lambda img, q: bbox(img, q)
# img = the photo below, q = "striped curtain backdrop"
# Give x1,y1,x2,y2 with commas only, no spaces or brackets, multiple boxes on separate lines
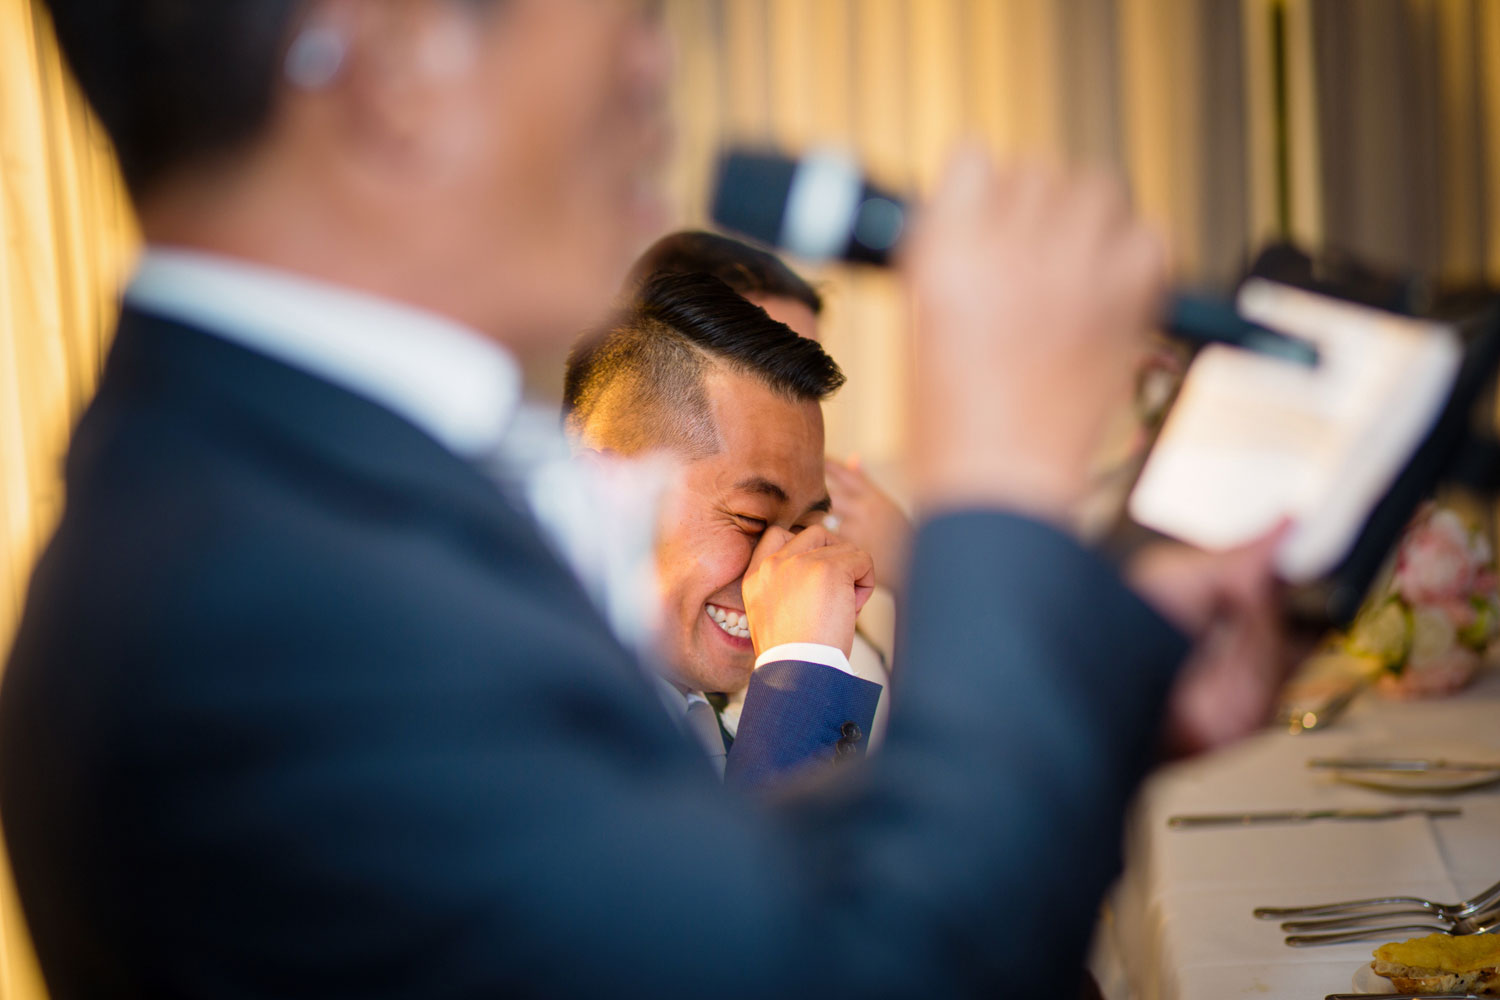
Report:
1,2,135,996
1304,0,1500,285
660,0,1500,485
0,1,135,682
661,0,1267,480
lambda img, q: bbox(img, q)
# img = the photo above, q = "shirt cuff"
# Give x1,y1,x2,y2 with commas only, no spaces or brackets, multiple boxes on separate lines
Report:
754,643,853,675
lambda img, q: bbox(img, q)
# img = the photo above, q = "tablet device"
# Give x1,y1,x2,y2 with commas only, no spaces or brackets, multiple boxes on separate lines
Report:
1129,278,1500,625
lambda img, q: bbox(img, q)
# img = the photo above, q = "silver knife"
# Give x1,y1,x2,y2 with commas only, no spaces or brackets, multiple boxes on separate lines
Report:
1309,757,1500,773
1167,807,1461,828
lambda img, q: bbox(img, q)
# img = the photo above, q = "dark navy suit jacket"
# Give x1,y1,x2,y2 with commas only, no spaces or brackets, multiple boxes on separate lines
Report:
0,308,1187,998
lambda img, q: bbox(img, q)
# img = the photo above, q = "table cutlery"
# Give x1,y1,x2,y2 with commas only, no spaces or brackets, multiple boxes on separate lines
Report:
1257,877,1500,920
1168,808,1460,829
1283,908,1461,932
1326,994,1485,999
1309,757,1500,773
1286,904,1500,946
1284,682,1364,734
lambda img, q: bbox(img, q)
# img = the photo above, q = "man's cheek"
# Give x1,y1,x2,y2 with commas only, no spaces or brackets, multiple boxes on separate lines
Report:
696,543,752,597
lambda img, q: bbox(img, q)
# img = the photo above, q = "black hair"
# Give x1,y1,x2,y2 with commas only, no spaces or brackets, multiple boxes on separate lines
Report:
564,273,844,456
629,231,824,316
41,1,303,198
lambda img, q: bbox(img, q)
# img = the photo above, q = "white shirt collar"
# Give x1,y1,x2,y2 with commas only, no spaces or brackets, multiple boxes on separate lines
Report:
653,676,708,719
655,677,727,764
125,248,522,459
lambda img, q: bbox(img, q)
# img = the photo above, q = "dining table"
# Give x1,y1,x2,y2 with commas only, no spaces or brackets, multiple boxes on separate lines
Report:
1094,663,1500,1000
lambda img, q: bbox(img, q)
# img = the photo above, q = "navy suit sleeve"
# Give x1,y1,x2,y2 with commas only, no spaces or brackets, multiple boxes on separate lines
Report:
723,660,881,789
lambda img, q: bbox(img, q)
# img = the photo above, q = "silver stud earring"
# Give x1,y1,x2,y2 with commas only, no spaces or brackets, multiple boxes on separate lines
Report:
285,24,347,91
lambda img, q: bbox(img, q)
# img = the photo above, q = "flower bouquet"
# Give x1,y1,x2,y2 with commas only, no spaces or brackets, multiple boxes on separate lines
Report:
1343,505,1499,699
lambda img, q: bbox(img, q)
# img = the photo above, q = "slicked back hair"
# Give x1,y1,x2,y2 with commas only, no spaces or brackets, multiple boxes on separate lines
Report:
564,273,844,458
42,0,304,198
629,231,824,316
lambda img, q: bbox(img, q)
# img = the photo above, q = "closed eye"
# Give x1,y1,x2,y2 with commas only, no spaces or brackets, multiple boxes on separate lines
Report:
734,515,768,534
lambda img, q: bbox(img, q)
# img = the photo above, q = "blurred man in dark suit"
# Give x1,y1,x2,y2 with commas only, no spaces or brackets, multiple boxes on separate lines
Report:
1,1,1285,997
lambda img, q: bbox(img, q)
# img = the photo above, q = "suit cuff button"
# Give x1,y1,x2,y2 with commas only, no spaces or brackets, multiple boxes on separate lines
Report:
834,721,863,761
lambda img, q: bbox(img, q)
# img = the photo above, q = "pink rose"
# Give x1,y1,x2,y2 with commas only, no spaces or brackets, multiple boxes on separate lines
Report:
1437,598,1478,631
1394,508,1479,605
1376,646,1480,700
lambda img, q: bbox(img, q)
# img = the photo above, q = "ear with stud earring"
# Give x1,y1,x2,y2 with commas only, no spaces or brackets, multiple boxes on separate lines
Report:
284,18,348,91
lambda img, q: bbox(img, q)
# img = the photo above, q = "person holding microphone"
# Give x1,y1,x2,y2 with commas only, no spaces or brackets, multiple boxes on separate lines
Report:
1,2,1284,997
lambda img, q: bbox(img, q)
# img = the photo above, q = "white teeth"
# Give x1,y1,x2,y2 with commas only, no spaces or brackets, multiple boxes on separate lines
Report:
707,605,750,639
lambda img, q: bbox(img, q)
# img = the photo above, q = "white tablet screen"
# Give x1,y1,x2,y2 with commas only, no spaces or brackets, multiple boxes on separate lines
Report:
1128,279,1462,583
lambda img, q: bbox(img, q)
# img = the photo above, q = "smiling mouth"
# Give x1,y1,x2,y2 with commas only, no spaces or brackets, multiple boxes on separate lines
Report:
705,603,750,640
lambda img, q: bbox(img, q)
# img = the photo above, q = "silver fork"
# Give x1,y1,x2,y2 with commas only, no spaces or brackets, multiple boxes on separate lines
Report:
1254,876,1500,920
1284,905,1500,947
1282,908,1473,933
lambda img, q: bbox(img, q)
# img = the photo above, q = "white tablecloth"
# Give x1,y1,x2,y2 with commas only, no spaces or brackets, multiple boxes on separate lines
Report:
1101,667,1500,1000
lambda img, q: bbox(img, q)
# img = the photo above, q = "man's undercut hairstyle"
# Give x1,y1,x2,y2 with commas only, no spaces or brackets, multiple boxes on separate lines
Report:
42,0,303,198
629,231,824,316
564,273,844,457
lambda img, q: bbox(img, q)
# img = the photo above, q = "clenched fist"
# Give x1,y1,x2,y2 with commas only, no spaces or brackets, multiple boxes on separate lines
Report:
742,525,875,658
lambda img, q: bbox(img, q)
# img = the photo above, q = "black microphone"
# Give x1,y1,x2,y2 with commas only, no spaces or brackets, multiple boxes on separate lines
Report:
711,149,1320,367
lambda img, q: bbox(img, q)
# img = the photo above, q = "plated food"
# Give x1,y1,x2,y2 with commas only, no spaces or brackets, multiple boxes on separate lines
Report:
1367,933,1500,994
